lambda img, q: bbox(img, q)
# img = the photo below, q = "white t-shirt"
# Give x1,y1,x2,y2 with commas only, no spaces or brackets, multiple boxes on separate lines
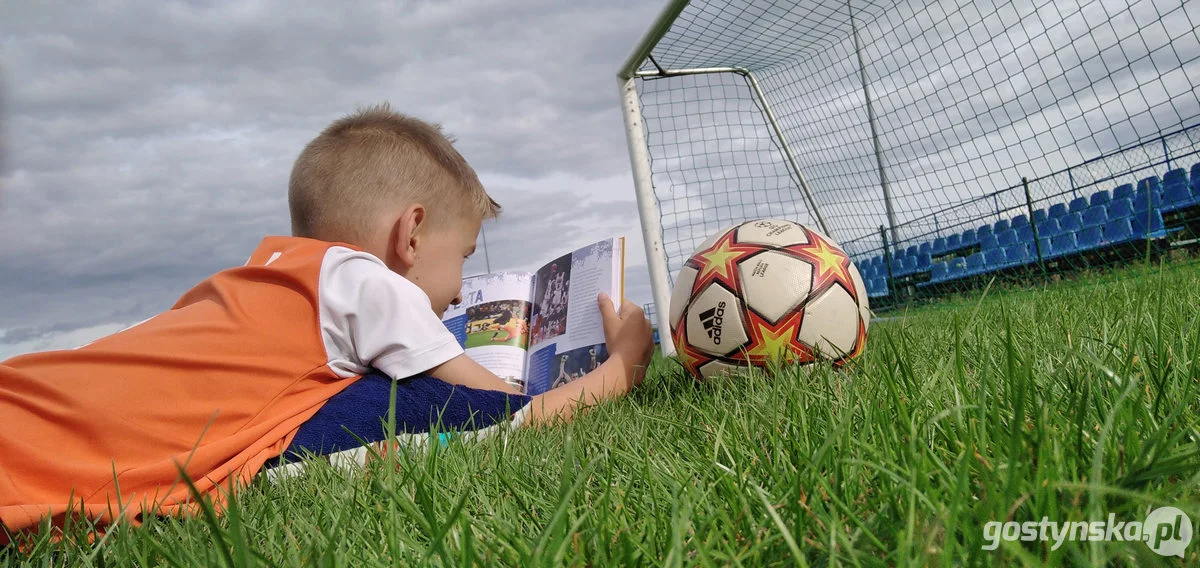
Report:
316,246,463,380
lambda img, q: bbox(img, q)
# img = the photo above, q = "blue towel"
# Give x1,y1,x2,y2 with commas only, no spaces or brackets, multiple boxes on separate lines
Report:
265,371,531,467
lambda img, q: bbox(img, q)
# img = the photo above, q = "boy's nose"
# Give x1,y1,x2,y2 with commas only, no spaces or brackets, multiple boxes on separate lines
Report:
451,292,463,306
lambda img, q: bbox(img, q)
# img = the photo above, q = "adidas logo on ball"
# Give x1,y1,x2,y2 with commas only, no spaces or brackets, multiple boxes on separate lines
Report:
699,302,726,344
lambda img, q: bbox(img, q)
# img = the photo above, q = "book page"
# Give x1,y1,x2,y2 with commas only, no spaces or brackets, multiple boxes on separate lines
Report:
524,237,624,396
442,272,534,392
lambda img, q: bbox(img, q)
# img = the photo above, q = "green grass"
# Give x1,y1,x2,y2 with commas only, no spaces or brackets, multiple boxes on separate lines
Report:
463,327,525,349
6,260,1200,566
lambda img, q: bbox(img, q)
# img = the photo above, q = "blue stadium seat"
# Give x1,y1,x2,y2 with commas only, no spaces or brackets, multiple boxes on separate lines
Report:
981,233,999,250
1015,224,1034,243
965,252,986,276
1163,168,1187,188
945,233,961,252
997,229,1018,247
963,227,981,247
1113,183,1135,201
868,278,888,298
1164,182,1197,210
1081,205,1108,227
1132,209,1166,237
1089,190,1111,208
1192,162,1200,191
1102,218,1134,245
1109,197,1133,220
947,257,967,281
1050,233,1077,257
1069,196,1089,214
1033,208,1048,225
984,248,1006,270
1132,190,1162,212
1011,214,1029,228
918,242,932,257
1049,203,1069,219
916,253,932,272
904,245,919,258
1077,225,1102,251
932,237,947,255
993,219,1010,233
1039,217,1063,237
1137,176,1161,195
1005,243,1032,266
1164,175,1189,191
929,261,948,283
1060,212,1083,233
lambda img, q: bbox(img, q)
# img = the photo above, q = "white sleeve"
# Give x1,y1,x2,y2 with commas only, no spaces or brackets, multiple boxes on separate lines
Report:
318,247,464,380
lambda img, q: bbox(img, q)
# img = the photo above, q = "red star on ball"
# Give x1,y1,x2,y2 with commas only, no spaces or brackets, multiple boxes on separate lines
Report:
783,229,858,302
735,309,814,367
688,229,761,293
671,322,712,377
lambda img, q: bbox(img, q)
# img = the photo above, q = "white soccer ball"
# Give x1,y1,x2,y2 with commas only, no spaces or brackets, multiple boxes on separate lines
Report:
669,218,870,379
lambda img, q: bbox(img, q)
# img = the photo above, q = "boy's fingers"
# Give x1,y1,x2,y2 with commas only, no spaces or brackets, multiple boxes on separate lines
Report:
597,293,617,320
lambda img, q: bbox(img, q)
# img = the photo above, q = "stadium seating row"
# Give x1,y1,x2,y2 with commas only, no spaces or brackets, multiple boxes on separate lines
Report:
860,161,1200,298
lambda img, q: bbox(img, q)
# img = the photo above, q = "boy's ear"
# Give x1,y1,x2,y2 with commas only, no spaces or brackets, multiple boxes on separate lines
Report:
391,203,426,268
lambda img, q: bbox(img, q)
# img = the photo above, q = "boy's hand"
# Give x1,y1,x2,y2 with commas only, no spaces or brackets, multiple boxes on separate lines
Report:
598,293,654,386
523,294,653,425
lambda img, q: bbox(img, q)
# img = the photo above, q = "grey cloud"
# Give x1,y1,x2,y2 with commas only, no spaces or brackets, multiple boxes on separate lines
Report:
4,1,656,179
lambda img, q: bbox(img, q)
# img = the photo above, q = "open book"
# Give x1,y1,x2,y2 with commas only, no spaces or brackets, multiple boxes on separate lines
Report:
441,237,625,396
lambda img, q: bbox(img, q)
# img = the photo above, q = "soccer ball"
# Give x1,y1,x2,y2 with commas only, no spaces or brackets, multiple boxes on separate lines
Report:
669,219,870,379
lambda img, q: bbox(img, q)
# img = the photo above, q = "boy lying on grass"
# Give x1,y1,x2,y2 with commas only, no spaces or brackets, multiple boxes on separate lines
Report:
0,104,655,544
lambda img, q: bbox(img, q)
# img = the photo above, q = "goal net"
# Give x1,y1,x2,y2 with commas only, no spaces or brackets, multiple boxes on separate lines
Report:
618,0,1200,352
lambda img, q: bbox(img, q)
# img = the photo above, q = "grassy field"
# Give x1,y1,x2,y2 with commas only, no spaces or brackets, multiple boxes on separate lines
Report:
6,260,1200,566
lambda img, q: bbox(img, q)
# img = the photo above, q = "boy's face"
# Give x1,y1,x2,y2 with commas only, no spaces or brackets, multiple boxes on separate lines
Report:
403,214,481,317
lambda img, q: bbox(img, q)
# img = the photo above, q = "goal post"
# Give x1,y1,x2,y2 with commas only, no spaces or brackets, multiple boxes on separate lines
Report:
618,74,678,355
617,0,690,356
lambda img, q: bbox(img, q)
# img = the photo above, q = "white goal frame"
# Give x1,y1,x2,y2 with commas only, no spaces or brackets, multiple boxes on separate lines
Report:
617,0,835,355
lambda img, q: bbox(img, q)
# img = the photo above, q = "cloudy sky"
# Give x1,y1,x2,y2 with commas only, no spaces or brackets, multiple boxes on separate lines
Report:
4,0,1198,359
0,1,667,358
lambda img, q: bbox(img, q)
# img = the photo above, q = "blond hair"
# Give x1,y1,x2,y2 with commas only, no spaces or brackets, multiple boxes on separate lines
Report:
288,103,499,242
